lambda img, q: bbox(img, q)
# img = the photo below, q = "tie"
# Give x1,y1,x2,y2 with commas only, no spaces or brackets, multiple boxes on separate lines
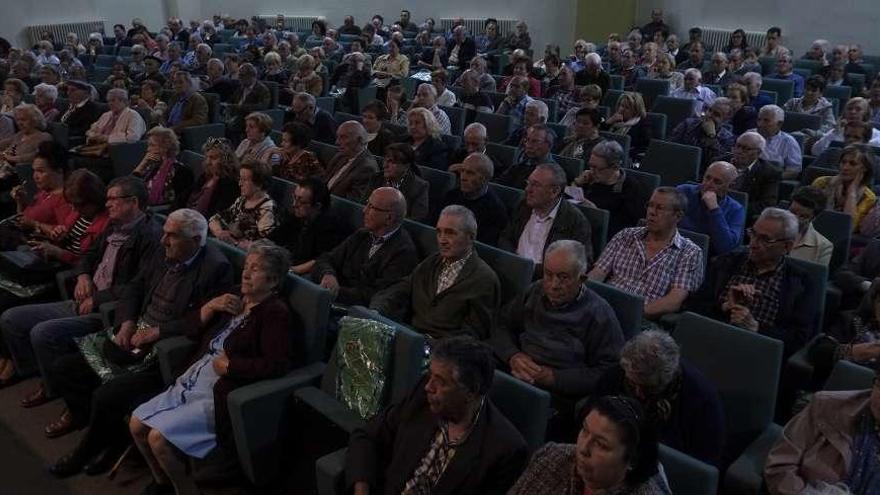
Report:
368,236,385,259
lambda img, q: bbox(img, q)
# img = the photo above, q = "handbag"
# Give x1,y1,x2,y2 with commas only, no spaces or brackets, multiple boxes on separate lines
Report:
0,248,58,285
75,327,158,383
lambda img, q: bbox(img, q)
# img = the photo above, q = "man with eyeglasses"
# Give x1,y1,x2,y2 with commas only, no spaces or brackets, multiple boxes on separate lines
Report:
677,161,745,255
730,131,783,224
767,52,805,99
690,207,820,358
669,97,735,171
314,187,418,307
497,124,556,189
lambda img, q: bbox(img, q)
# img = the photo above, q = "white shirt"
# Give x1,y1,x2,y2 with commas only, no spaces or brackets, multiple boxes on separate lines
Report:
517,200,562,264
670,85,717,117
436,89,457,108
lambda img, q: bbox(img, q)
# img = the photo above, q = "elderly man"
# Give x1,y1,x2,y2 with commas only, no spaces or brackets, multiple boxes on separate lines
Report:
752,104,802,179
441,152,509,244
47,209,234,476
496,75,534,130
546,66,578,117
201,57,239,102
671,68,718,117
677,41,705,71
0,177,161,409
133,55,166,87
165,70,208,133
506,100,549,148
314,187,418,307
689,207,820,357
456,70,494,117
285,91,337,144
493,239,623,399
372,206,500,339
226,62,270,139
411,83,452,135
346,336,527,495
742,72,774,111
447,123,500,170
670,97,735,170
59,79,103,139
703,52,733,87
497,124,556,189
187,43,212,75
499,163,592,269
589,186,704,319
767,52,806,98
323,121,379,201
731,131,783,223
574,53,611,94
677,161,745,255
446,25,475,71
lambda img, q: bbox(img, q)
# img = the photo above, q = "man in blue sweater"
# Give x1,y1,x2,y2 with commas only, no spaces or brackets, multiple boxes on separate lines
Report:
676,161,745,255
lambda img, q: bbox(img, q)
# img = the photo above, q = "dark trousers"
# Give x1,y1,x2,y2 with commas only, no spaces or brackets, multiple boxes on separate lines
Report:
51,351,164,458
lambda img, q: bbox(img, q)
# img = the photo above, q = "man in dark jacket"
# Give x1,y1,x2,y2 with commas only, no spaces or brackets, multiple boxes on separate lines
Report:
346,337,527,495
226,63,271,139
446,26,476,71
0,176,162,404
59,79,104,139
285,91,338,144
314,187,418,307
437,152,509,245
47,208,234,477
730,131,783,224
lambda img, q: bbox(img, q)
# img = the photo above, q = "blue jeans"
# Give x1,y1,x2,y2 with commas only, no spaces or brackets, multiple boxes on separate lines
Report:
0,300,103,396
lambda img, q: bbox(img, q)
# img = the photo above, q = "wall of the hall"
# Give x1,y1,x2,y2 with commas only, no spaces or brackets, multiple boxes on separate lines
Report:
636,0,880,56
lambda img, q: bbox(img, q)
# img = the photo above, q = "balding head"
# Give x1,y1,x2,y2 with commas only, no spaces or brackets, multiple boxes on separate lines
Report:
364,187,406,235
463,123,487,152
733,131,766,168
701,161,738,199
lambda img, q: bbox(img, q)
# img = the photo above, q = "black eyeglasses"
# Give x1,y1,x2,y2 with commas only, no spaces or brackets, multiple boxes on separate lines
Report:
747,227,788,246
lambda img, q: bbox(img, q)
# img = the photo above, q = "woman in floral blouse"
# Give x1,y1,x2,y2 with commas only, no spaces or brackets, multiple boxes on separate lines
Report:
209,160,278,249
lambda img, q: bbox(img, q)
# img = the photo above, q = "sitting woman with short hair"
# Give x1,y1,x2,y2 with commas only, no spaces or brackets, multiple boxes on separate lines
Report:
84,88,147,147
134,80,168,128
783,75,836,134
811,144,877,232
33,83,60,123
602,92,652,160
130,240,296,495
235,112,279,166
132,126,194,208
186,137,239,218
274,122,323,183
557,107,605,160
0,104,52,167
361,101,396,157
509,395,671,494
286,54,322,100
209,160,278,249
365,143,429,222
399,107,449,171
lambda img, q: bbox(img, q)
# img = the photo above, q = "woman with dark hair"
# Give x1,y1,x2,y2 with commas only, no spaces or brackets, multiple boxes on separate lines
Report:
783,75,836,133
271,177,343,274
274,122,323,183
386,85,410,127
365,143,429,222
509,395,671,494
812,145,877,231
361,101,396,157
307,20,328,44
724,29,749,54
9,141,74,237
209,160,278,249
132,126,194,208
186,137,239,218
557,107,605,160
372,39,409,92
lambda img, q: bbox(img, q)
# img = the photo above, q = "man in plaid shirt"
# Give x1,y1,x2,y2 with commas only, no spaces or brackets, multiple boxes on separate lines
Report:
588,186,704,320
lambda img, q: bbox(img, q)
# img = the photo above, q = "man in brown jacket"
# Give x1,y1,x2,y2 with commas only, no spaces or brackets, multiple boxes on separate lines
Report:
165,70,208,133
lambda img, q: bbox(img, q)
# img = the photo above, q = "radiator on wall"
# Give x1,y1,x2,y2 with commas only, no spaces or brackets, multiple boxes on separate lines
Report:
256,15,320,32
699,27,767,52
27,21,106,48
439,18,519,38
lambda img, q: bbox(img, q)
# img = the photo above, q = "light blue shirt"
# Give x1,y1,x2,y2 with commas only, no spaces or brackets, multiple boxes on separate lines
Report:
755,130,803,172
670,85,717,117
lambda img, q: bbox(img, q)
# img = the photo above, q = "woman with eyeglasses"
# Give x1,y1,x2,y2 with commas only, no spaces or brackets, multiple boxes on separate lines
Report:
209,160,278,249
811,145,877,232
509,395,671,494
185,137,239,219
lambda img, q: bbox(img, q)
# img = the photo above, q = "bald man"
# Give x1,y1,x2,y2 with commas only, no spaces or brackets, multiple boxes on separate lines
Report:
676,161,746,255
440,153,510,244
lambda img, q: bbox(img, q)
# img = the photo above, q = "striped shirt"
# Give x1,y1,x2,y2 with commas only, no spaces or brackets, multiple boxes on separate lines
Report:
61,216,94,256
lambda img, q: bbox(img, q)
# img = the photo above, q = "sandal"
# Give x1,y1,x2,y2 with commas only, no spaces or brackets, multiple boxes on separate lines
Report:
20,383,50,408
44,409,78,439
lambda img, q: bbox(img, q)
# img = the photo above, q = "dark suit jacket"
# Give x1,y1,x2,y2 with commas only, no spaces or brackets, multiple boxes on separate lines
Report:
323,151,380,201
365,170,430,223
205,77,240,103
63,100,104,138
435,188,509,246
229,82,271,124
115,243,235,338
398,135,450,171
499,198,593,270
371,251,501,339
312,109,339,144
731,106,758,136
314,227,419,306
269,210,346,266
166,91,209,131
71,213,163,307
733,158,782,223
346,376,528,495
687,249,819,357
446,37,476,71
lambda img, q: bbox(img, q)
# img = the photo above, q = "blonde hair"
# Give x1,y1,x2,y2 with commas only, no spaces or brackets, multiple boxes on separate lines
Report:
147,126,180,157
618,92,647,118
14,103,46,130
245,112,273,134
407,107,442,138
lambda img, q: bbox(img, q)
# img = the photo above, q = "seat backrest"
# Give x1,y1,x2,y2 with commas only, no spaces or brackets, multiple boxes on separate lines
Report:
640,139,702,186
268,176,296,214
440,105,465,136
794,59,823,75
309,141,341,167
651,96,696,133
761,78,795,106
355,86,378,114
488,182,524,217
813,209,853,273
315,96,336,114
586,280,645,340
672,312,783,459
209,238,246,283
553,154,584,183
475,241,535,303
782,111,821,133
548,123,568,142
475,112,513,143
418,166,457,211
485,142,517,170
824,85,852,104
108,140,148,178
658,444,720,495
440,134,462,155
786,256,827,330
48,122,69,149
179,123,225,153
577,205,609,258
824,360,875,391
286,273,332,365
540,98,559,122
602,89,624,109
334,111,362,124
199,92,222,124
758,57,777,75
801,165,838,186
261,108,285,131
489,371,551,453
179,150,205,183
813,147,843,169
679,227,710,272
329,195,365,237
403,219,439,259
635,78,671,111
609,74,624,91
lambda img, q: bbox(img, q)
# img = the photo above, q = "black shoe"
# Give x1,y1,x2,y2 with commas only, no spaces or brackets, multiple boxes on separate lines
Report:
83,447,121,476
140,480,174,495
49,452,87,478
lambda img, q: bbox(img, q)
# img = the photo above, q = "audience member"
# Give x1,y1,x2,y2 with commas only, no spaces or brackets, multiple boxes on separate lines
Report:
812,97,880,156
226,63,271,139
743,72,774,111
286,54,323,98
399,107,450,171
164,71,208,132
186,137,239,218
441,152,509,244
0,104,52,168
788,186,833,267
649,53,684,93
676,41,705,71
500,58,542,98
132,126,194,208
496,75,535,130
557,107,605,161
33,83,60,123
753,105,803,179
574,140,647,235
497,124,556,189
670,68,717,117
285,91,338,144
58,80,103,139
731,131,783,223
726,83,758,136
677,161,745,255
371,39,409,90
324,121,380,200
134,79,168,127
506,99,549,148
782,75,836,133
767,52,805,99
760,26,788,58
811,144,877,232
273,122,323,183
603,92,652,160
574,53,611,94
669,97,735,170
410,83,452,135
234,112,278,166
365,143,429,222
702,52,733,87
209,160,278,249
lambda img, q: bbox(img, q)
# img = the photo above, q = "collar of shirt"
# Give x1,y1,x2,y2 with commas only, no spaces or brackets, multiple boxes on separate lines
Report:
638,226,686,250
371,225,400,245
744,256,785,277
114,212,146,234
439,397,484,447
795,224,821,248
440,248,472,268
168,246,203,272
533,197,562,223
543,283,586,310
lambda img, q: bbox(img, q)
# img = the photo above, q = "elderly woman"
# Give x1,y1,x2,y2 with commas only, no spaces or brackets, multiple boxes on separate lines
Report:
417,36,448,71
38,64,62,87
648,53,683,93
558,107,605,160
135,80,167,128
500,58,543,98
361,101,396,157
765,365,880,494
130,240,294,495
270,123,320,184
261,52,288,85
286,54,322,99
783,75,836,134
727,83,758,136
400,107,449,171
812,97,880,156
1,78,28,113
67,32,88,56
185,137,239,218
372,39,409,90
595,331,726,466
331,52,371,113
209,160,278,249
132,126,194,208
270,177,343,275
0,104,52,167
385,85,410,127
235,112,278,166
602,92,652,160
365,143,429,222
32,84,57,126
456,55,497,93
812,145,877,232
84,88,147,147
509,396,671,494
559,84,604,126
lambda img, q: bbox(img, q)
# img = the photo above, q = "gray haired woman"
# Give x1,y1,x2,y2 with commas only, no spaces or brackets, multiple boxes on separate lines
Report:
592,330,726,466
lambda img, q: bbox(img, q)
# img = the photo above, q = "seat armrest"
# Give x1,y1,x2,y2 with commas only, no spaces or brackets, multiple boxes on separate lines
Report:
55,269,77,300
155,336,197,385
316,447,348,495
723,424,783,495
98,301,118,329
293,386,366,435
